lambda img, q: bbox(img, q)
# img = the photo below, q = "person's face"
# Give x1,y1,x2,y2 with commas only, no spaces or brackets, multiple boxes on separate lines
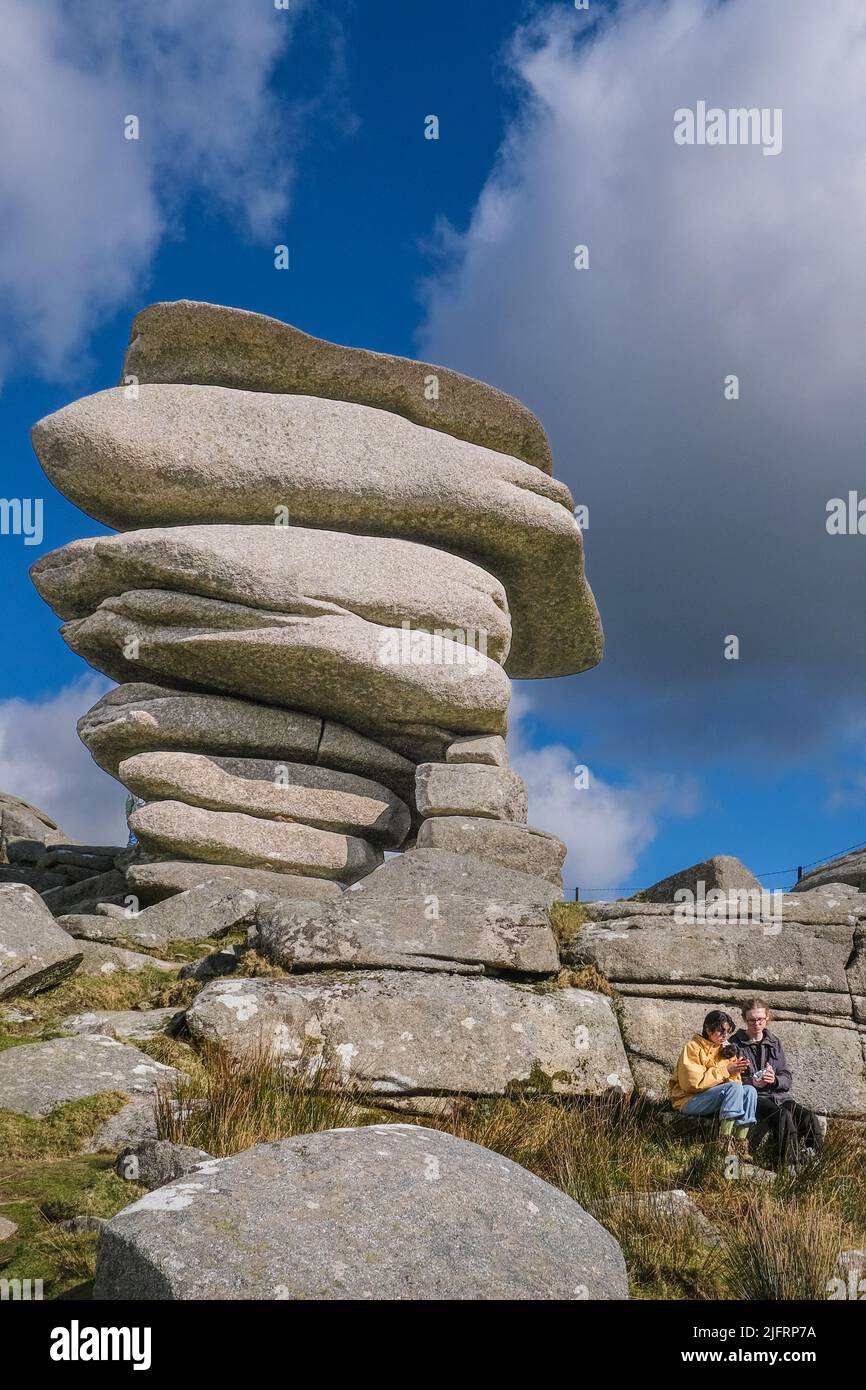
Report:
707,1021,731,1046
745,1009,767,1039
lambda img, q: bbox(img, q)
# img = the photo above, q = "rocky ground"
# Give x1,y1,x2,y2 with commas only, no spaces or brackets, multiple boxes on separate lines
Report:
2,820,865,1300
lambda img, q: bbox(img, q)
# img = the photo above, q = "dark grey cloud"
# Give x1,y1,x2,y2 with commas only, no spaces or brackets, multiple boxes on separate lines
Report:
419,0,866,786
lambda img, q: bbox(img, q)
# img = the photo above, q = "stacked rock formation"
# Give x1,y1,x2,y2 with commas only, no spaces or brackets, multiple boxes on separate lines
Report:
31,300,600,893
29,300,627,1102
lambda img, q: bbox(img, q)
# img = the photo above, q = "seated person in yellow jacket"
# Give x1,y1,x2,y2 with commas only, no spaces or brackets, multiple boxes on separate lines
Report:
669,1010,757,1153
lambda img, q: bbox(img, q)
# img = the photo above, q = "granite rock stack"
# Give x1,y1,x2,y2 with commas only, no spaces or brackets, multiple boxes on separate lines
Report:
32,300,601,893
29,301,622,1102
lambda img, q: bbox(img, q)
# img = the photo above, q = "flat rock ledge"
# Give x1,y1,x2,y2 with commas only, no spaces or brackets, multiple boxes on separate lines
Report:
185,971,632,1099
0,1035,176,1117
94,1124,628,1300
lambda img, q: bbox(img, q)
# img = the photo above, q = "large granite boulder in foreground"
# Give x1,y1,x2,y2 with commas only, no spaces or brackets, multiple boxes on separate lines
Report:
94,1124,628,1300
0,883,82,998
185,971,631,1099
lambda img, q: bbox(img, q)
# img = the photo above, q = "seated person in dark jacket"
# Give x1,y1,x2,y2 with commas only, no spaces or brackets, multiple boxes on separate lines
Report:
732,997,822,1164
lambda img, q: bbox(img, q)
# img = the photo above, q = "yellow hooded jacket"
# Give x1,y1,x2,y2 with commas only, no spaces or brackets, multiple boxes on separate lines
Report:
669,1033,740,1110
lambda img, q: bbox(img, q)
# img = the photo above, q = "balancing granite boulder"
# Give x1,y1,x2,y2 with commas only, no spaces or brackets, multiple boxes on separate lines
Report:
94,1124,629,1300
31,384,602,679
122,299,555,473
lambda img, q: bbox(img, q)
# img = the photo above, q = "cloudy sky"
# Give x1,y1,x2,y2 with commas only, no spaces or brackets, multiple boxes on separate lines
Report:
1,0,863,893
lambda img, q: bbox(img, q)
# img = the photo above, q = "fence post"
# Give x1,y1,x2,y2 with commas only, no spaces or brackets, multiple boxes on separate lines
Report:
797,866,803,883
574,887,580,902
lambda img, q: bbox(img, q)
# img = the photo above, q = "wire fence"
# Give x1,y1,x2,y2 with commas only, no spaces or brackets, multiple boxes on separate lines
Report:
576,838,866,901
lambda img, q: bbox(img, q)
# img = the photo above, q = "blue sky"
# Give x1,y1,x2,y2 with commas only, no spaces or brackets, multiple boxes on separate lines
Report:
1,0,864,893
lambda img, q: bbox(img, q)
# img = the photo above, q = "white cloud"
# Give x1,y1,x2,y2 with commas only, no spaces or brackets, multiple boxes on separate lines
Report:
419,0,866,770
0,676,128,845
0,0,334,381
508,685,699,896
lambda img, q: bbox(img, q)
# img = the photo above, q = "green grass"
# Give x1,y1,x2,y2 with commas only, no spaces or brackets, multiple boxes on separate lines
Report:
0,1153,142,1299
550,900,587,949
0,965,193,1043
0,1093,130,1164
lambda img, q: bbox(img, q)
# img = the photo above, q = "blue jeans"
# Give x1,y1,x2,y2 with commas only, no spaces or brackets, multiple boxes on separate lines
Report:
681,1082,757,1124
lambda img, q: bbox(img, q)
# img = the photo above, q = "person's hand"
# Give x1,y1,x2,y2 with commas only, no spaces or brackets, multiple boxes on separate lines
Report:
763,1065,776,1085
753,1074,766,1087
727,1057,749,1076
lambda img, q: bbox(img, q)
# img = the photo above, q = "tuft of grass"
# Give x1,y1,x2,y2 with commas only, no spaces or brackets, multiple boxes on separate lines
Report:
159,930,248,963
720,1190,845,1300
235,949,288,978
550,901,587,949
591,1197,722,1300
538,965,615,997
153,1041,387,1156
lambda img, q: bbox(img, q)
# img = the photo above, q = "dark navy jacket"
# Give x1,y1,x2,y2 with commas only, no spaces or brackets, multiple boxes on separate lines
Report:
732,1028,793,1101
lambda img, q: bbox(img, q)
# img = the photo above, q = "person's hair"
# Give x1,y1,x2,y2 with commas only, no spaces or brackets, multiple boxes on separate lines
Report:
741,997,772,1022
702,1009,735,1040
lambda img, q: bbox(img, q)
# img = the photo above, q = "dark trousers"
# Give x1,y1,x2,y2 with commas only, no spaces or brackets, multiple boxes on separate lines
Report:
749,1095,821,1163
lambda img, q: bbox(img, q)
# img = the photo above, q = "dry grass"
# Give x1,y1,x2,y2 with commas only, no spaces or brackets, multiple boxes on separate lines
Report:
153,1041,384,1156
549,901,587,949
434,1093,866,1299
719,1190,846,1300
